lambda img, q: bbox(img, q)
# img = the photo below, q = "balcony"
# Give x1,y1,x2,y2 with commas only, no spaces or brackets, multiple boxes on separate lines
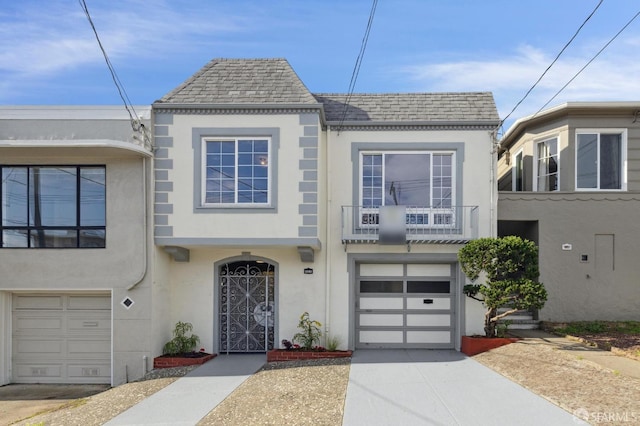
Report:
341,205,479,244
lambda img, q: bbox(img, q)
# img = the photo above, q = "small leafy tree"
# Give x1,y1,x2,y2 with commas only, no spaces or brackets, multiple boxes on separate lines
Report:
458,236,548,337
292,312,322,350
163,321,200,356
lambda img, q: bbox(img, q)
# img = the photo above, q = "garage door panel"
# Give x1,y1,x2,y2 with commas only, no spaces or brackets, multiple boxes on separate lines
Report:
67,316,110,333
360,330,404,344
14,295,63,310
14,364,63,380
68,295,111,310
359,314,404,327
406,264,451,277
359,298,403,310
68,364,111,380
14,315,63,332
406,314,450,327
406,331,452,344
68,339,110,355
16,339,64,355
406,297,450,310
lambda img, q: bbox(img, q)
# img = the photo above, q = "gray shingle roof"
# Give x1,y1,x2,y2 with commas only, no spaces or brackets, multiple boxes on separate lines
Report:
156,58,499,124
315,93,499,123
157,58,317,105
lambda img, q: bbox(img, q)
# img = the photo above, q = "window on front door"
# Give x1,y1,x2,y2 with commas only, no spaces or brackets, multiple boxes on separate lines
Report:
202,138,271,206
536,138,558,191
576,130,626,190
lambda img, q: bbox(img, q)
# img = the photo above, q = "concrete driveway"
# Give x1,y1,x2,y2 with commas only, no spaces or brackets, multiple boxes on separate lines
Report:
0,383,109,425
343,349,577,425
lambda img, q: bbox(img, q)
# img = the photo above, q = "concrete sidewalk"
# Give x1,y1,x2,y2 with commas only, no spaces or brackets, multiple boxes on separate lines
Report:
342,349,576,425
104,354,265,426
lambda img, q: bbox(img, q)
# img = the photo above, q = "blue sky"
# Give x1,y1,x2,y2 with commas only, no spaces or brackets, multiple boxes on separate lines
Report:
1,0,639,129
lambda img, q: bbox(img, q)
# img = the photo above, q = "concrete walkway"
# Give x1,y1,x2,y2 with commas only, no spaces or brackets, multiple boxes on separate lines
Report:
104,354,265,426
342,349,576,425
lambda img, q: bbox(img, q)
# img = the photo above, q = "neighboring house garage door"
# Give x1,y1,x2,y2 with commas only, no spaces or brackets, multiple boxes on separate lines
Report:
356,263,455,349
12,294,111,384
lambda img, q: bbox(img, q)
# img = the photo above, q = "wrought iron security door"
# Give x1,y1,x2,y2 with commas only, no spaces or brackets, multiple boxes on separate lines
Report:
219,261,275,353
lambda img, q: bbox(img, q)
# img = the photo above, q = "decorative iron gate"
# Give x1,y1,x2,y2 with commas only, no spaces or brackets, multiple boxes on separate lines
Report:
219,261,275,353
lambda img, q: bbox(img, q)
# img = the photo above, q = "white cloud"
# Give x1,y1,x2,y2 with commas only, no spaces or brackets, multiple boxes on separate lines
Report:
0,0,256,99
400,41,640,124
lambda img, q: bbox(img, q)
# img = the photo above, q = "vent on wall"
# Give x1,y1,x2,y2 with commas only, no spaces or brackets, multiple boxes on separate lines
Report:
82,368,100,376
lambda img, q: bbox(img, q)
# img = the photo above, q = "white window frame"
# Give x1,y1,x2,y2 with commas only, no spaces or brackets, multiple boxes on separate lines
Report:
358,150,456,228
533,136,560,192
200,137,272,207
512,149,524,192
575,129,627,191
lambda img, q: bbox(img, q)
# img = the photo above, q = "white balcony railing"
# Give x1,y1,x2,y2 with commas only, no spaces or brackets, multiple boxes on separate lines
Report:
341,205,479,244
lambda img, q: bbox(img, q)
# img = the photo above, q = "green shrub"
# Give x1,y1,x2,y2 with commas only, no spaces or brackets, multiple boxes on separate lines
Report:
163,321,200,356
292,312,322,350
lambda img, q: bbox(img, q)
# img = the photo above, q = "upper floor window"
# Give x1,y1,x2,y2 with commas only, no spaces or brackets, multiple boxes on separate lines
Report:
361,151,453,208
536,137,558,191
512,150,524,191
1,166,106,248
576,130,626,191
202,138,270,206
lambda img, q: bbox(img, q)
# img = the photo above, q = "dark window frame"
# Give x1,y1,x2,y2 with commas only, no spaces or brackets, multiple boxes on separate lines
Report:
0,165,106,249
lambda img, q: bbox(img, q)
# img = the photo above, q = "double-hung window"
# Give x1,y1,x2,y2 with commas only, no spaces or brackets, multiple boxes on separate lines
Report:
360,151,454,226
576,130,626,190
202,138,270,206
1,166,106,248
535,137,558,191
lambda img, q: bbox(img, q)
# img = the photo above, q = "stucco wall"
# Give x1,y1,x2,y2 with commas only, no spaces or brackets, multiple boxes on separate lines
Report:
163,246,328,354
499,193,640,321
154,112,320,241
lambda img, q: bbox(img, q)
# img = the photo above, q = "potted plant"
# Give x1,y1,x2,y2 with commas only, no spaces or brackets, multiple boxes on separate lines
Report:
458,236,548,355
267,312,352,362
154,321,215,368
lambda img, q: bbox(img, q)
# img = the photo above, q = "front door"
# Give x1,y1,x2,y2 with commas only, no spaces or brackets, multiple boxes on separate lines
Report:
219,261,275,353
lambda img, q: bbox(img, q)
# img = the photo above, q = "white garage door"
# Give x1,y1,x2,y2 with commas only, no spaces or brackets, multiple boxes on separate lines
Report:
12,294,111,384
356,263,455,349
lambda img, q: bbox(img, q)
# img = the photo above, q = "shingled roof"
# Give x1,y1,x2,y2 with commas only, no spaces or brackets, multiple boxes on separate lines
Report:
156,58,499,125
157,58,317,105
315,93,499,123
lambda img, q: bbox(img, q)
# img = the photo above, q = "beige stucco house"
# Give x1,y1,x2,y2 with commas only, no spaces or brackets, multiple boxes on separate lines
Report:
0,58,499,386
152,58,498,358
497,102,640,322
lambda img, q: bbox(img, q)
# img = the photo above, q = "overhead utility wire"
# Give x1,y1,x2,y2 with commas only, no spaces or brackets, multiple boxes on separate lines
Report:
533,8,640,116
78,0,151,147
337,0,379,134
496,0,603,134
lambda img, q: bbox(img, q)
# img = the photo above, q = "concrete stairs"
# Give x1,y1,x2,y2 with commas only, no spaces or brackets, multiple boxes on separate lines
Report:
496,308,540,330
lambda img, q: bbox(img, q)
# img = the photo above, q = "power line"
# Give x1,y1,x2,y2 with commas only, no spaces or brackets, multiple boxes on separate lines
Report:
496,0,604,134
533,8,640,116
337,0,378,134
78,0,152,148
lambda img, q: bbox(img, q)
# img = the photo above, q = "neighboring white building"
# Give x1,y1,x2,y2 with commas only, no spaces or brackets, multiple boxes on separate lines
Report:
0,58,499,386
